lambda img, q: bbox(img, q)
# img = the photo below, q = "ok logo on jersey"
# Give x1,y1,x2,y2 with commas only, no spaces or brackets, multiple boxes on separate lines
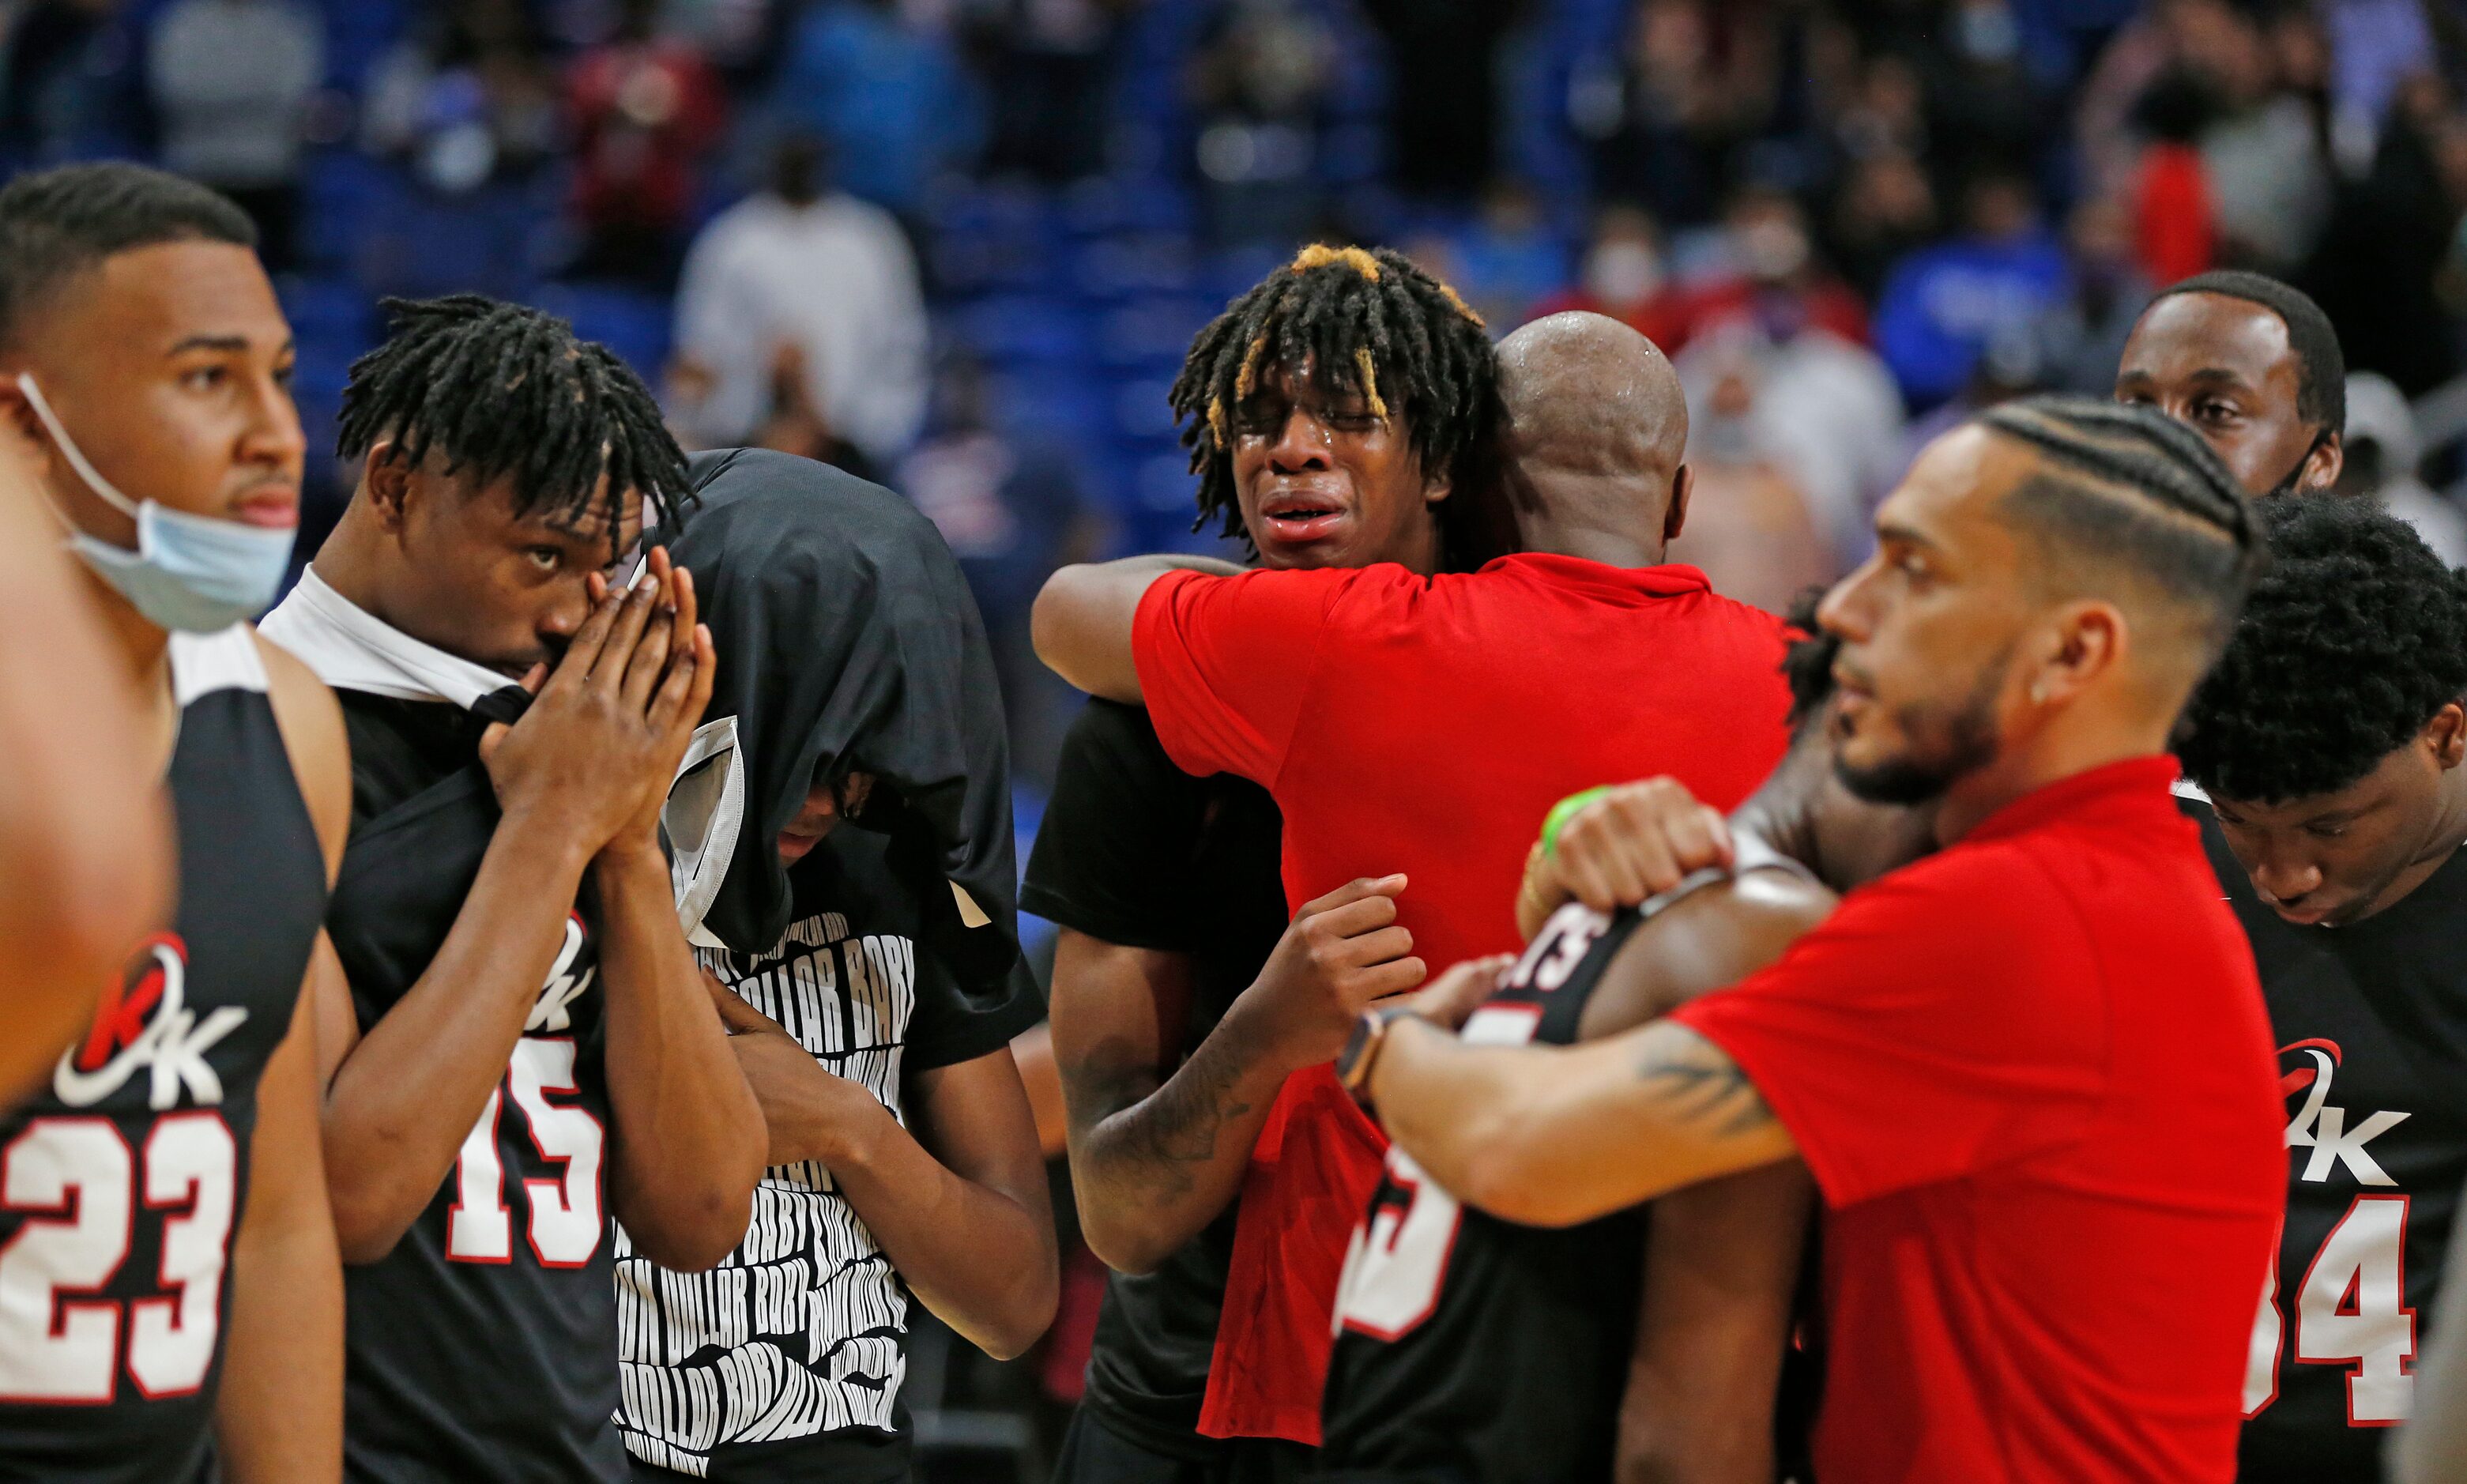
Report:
2281,1038,2409,1185
52,933,246,1111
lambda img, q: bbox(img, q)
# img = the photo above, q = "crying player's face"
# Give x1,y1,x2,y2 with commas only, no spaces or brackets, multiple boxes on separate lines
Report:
382,456,646,675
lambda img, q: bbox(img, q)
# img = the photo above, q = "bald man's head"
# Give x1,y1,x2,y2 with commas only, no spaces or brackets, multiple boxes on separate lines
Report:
1493,311,1691,566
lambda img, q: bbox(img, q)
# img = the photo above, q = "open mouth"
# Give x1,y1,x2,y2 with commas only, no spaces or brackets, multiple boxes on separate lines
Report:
1258,494,1348,544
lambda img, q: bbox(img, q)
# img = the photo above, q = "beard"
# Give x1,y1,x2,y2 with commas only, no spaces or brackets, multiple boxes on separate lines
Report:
1831,655,2006,806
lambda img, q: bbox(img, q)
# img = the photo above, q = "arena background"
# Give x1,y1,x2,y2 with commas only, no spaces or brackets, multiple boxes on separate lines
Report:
9,0,2466,1474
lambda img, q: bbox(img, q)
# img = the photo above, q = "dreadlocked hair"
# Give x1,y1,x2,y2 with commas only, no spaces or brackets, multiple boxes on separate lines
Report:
337,294,691,556
1168,243,1496,559
2179,498,2467,805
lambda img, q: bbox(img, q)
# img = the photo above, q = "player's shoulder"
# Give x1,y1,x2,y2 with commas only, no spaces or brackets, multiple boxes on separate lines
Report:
251,626,352,872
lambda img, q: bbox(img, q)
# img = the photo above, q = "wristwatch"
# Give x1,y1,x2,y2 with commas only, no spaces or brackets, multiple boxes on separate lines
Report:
1336,1003,1425,1105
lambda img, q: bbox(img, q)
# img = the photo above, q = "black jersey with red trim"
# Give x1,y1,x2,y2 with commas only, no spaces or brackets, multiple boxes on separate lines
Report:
1317,898,1654,1484
0,627,325,1484
2198,809,2467,1482
325,691,623,1482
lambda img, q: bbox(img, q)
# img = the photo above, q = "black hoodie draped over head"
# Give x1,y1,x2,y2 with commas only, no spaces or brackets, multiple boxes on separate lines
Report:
665,448,1026,1003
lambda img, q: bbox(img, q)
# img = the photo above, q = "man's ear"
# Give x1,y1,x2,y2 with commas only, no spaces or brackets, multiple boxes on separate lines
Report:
1663,464,1693,544
1423,459,1454,507
2427,701,2465,770
2029,601,2126,706
2303,431,2344,494
362,443,414,533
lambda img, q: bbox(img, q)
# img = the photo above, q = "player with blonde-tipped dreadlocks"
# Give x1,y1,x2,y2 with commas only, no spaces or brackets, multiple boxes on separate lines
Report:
1169,243,1500,571
1029,243,1508,1484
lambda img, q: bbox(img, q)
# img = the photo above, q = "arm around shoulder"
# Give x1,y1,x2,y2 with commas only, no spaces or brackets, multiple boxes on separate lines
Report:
1032,555,1239,702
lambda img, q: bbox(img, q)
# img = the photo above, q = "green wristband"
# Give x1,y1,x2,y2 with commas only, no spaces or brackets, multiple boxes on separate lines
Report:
1540,786,1616,858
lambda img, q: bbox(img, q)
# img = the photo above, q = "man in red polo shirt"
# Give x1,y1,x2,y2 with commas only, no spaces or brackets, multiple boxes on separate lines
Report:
1353,395,2287,1483
1033,311,1795,1441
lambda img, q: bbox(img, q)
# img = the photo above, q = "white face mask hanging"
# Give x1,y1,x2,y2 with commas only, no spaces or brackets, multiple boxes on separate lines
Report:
17,372,296,632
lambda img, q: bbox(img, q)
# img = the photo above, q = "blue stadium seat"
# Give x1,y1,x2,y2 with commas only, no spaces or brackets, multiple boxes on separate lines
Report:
957,296,1092,369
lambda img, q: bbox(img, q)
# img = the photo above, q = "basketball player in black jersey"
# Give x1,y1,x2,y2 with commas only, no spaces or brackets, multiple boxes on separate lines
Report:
1318,608,1933,1484
2169,496,2467,1480
0,162,346,1481
1032,248,1497,1483
259,296,764,1481
0,389,171,1104
2115,269,2345,499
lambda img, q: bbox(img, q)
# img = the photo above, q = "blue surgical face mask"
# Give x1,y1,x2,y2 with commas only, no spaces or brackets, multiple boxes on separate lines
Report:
18,372,296,633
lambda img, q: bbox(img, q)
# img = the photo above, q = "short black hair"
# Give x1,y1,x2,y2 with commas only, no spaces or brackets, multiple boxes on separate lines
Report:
2180,497,2467,804
0,162,257,348
2150,269,2346,435
1169,244,1496,559
338,294,691,553
1979,394,2262,661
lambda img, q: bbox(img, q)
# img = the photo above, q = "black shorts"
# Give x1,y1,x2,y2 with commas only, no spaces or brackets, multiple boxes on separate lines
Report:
1053,1407,1315,1484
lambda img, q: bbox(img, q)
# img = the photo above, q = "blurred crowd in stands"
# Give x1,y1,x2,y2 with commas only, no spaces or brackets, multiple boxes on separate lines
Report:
6,0,2467,804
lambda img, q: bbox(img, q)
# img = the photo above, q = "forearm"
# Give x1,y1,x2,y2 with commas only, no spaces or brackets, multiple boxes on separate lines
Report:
220,1005,342,1481
819,1094,1057,1359
1616,1163,1813,1484
322,817,591,1260
1369,1019,1794,1226
1068,994,1292,1274
600,846,763,1271
1031,554,1241,701
217,1207,343,1480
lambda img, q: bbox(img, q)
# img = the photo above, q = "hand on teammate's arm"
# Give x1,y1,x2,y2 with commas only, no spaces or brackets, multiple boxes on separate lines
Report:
1057,876,1425,1275
318,560,709,1262
1516,778,1734,940
1031,553,1242,702
710,985,1060,1357
596,563,766,1271
1365,1016,1795,1228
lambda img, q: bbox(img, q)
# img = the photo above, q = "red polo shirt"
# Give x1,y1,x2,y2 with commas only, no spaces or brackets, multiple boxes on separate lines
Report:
1133,553,1794,1441
1674,756,2285,1483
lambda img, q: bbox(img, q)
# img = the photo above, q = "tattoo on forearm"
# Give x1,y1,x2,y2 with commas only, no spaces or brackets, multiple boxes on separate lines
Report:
1064,1034,1254,1209
1635,1038,1775,1139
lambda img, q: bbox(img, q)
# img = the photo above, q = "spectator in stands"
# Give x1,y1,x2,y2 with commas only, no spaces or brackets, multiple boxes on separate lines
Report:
2342,371,2467,568
1187,0,1331,248
1679,183,1870,351
145,0,322,270
770,0,980,222
1360,0,1518,204
2308,71,2466,396
2037,196,2154,397
1871,166,2068,409
1580,0,1780,227
1532,205,1688,349
967,0,1137,183
1665,363,1829,614
565,0,726,287
362,0,560,196
671,134,929,468
2187,0,2328,275
1443,179,1569,330
898,353,1101,783
1828,148,1940,304
1674,299,1903,571
1,0,147,167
